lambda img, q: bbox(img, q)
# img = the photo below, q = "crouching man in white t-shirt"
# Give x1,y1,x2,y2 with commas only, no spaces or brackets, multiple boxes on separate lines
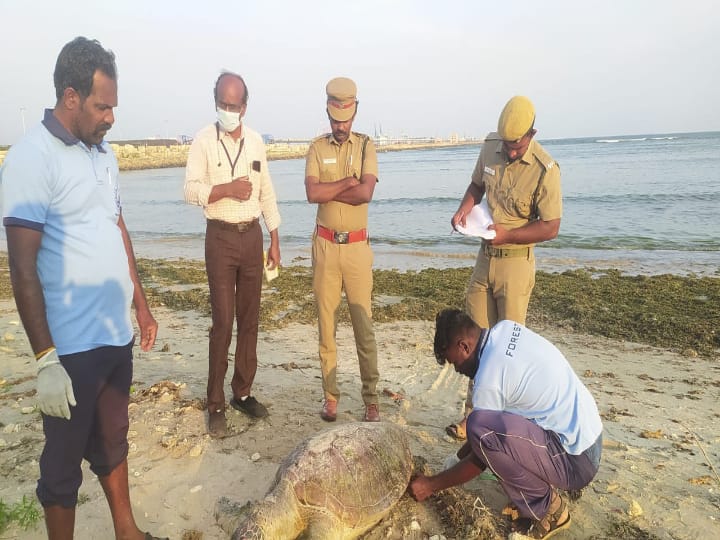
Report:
409,309,603,540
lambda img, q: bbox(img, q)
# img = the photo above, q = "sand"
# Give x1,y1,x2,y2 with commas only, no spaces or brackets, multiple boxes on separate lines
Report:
1,299,719,539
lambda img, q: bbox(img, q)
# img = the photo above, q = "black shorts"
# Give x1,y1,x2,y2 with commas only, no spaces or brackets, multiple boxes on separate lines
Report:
36,341,134,508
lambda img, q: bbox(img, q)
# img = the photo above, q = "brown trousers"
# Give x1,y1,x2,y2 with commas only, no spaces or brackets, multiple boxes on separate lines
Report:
205,220,263,412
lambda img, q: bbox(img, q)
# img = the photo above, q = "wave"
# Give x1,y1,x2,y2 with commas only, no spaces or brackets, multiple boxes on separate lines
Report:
596,137,648,143
563,191,720,204
279,196,461,206
275,191,719,207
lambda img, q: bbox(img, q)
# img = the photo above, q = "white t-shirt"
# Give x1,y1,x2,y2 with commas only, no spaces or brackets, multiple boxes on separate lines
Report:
472,320,603,455
1,110,134,355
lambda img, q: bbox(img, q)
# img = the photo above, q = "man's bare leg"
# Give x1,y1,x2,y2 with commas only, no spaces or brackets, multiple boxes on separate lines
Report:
44,505,75,540
98,459,145,540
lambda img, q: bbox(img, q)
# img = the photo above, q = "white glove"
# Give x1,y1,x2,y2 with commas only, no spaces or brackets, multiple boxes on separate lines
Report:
443,451,461,471
36,349,76,420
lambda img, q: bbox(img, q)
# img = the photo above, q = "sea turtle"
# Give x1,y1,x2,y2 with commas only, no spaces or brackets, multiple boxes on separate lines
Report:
226,422,413,540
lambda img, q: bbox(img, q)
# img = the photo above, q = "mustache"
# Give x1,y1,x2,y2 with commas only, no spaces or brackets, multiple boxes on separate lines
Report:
97,123,113,132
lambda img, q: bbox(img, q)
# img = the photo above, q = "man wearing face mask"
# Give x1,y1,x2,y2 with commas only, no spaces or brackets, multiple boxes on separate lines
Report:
304,77,381,423
184,71,281,437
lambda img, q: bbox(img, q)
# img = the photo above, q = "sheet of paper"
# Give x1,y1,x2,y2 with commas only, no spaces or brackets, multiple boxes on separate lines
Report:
455,199,496,239
264,252,279,282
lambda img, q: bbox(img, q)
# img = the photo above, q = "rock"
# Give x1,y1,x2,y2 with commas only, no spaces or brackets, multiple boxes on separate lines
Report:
161,435,178,448
190,485,202,494
251,452,261,462
189,444,203,458
628,500,643,517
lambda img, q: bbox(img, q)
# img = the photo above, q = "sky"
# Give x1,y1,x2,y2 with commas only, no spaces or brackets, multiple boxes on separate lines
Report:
0,0,718,145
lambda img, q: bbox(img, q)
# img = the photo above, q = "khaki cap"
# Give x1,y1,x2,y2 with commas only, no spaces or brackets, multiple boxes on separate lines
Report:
326,77,357,121
498,96,535,141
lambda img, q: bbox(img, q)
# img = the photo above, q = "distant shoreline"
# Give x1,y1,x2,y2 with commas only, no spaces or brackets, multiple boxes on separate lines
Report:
0,140,480,170
111,140,481,171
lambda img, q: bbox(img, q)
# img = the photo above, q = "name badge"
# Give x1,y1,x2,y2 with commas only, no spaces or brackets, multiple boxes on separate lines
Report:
323,158,337,165
483,166,495,175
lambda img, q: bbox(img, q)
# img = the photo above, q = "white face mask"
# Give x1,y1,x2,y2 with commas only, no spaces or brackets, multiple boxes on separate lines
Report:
216,108,241,133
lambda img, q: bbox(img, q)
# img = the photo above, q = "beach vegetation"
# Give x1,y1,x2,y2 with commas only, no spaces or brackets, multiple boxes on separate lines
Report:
0,495,41,533
0,255,716,356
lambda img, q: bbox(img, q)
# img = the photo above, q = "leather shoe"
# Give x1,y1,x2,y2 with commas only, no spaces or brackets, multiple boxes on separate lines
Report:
208,409,227,438
364,403,380,422
230,396,269,418
320,399,337,422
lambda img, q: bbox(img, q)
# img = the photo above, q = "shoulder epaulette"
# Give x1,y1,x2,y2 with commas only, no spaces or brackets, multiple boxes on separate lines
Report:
531,142,557,171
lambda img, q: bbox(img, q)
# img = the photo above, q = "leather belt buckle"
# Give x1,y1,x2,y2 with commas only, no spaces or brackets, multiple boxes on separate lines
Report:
334,231,349,244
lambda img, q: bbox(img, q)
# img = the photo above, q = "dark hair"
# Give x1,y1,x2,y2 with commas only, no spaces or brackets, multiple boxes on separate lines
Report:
433,309,478,364
54,37,117,101
213,71,249,104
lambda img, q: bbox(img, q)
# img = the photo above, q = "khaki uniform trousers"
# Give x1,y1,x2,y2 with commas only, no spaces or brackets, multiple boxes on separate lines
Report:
312,235,379,405
463,247,535,412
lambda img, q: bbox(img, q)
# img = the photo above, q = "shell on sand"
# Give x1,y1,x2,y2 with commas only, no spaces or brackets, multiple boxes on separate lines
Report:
226,422,413,540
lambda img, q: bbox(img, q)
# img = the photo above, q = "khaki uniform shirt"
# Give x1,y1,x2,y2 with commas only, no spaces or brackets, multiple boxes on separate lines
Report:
184,123,281,231
305,132,378,232
471,133,562,247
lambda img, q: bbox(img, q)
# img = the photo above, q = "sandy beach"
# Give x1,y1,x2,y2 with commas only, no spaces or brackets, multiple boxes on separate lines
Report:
1,291,719,539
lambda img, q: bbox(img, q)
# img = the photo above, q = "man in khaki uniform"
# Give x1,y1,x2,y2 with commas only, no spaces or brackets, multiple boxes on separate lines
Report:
447,96,562,440
305,77,380,423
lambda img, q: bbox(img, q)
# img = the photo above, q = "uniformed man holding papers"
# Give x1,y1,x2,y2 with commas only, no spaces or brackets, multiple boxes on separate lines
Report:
447,96,563,441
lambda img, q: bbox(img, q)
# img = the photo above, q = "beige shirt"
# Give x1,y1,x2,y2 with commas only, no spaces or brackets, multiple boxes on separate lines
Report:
305,132,378,231
471,134,562,247
184,123,281,232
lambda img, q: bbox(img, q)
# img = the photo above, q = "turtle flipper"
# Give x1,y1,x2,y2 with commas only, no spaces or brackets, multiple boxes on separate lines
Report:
303,514,350,540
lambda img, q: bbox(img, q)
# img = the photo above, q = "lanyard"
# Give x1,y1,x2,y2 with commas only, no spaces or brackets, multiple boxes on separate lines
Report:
219,137,245,177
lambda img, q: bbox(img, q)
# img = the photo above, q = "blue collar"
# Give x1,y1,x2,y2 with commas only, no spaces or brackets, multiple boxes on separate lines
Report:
41,108,107,153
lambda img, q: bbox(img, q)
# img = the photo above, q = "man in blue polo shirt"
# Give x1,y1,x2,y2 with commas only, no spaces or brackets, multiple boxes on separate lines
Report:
409,309,603,539
0,37,163,539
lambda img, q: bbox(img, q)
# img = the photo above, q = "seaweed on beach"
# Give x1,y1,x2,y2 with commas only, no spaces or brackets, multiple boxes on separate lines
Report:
530,269,720,356
1,255,718,357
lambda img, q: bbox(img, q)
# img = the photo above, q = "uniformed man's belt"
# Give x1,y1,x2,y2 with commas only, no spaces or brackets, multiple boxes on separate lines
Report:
207,218,259,233
482,242,531,258
316,224,367,244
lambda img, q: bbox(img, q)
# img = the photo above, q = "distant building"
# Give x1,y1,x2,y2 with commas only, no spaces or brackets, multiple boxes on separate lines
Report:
262,134,275,144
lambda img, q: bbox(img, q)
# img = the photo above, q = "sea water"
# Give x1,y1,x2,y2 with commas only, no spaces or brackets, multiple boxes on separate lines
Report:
2,131,719,276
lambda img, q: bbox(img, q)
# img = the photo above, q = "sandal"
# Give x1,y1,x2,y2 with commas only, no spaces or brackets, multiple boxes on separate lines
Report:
502,502,521,521
445,421,467,441
526,494,571,539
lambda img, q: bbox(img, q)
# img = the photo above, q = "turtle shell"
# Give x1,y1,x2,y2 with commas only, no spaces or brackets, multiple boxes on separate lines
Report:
275,422,413,529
